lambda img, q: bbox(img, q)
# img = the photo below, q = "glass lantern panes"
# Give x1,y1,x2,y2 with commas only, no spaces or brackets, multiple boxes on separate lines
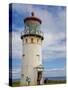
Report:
25,23,41,34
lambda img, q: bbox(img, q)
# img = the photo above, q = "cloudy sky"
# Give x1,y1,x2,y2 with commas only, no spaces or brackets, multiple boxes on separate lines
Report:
9,3,66,79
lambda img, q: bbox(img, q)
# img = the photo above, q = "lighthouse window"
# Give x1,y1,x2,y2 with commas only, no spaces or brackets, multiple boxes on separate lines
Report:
22,54,25,56
37,54,39,56
31,38,33,43
26,39,28,43
36,55,40,61
37,39,39,43
21,74,24,77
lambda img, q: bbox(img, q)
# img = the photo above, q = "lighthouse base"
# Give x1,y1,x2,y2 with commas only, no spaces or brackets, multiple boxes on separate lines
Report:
20,65,44,86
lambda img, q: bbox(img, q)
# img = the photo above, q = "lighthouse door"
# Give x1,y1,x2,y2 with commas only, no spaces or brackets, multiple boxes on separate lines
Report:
37,71,42,85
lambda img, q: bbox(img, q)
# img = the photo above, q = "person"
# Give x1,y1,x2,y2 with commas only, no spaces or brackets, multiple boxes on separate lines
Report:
44,78,48,84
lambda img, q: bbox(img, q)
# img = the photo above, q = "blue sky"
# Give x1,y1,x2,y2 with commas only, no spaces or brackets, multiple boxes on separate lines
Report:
10,4,66,79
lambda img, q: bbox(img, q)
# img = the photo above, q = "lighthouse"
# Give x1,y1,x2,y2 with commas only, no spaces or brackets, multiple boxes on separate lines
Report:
21,12,44,86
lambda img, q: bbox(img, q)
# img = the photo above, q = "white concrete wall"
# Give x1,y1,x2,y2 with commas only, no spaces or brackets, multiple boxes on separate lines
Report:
21,36,42,85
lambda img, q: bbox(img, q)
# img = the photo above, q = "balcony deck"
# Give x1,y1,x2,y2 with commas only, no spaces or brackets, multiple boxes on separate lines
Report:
21,30,44,40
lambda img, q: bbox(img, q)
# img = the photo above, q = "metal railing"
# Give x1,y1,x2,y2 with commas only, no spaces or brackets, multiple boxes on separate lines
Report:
21,30,44,37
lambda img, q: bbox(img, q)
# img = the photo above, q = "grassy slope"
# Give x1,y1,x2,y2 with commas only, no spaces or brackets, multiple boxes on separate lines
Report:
12,81,20,87
12,80,66,87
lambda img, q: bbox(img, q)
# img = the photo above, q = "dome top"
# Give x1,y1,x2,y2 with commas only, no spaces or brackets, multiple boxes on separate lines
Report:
24,12,42,24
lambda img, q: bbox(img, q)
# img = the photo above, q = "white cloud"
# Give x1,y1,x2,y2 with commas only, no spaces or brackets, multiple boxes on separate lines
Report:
12,68,21,74
12,4,34,16
44,67,66,77
12,68,21,79
12,31,22,60
42,32,66,60
12,5,66,78
12,5,66,61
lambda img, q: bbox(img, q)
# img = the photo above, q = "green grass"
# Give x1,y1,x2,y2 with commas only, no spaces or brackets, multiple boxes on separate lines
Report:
12,81,20,87
11,80,66,87
45,80,66,85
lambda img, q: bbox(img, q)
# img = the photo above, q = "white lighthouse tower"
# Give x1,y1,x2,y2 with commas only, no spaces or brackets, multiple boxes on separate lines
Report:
21,12,44,86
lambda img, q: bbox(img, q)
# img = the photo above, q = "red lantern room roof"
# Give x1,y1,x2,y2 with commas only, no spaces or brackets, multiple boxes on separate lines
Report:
24,12,42,24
